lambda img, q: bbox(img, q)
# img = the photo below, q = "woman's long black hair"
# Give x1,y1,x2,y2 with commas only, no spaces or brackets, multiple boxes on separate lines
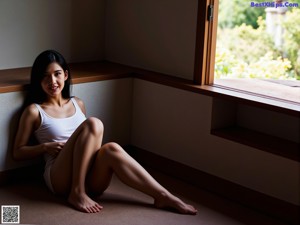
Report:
24,50,72,107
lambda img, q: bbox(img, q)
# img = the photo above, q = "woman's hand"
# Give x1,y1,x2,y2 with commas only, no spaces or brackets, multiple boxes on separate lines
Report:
43,142,65,157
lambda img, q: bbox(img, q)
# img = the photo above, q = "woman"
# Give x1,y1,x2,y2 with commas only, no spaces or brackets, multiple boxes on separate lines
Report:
13,50,197,214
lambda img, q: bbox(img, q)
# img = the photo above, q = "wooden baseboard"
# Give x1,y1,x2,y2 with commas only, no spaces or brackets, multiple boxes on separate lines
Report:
125,145,300,225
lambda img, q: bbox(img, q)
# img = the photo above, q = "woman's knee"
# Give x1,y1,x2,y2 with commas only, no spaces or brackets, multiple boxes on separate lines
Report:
84,117,104,136
96,143,129,170
101,142,123,157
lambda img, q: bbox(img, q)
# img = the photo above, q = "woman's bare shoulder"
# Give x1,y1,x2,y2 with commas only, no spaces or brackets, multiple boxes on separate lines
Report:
17,103,41,132
73,96,84,105
73,96,86,114
22,104,39,120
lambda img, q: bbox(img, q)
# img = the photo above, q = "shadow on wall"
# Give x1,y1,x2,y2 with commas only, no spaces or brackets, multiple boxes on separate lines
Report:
4,93,42,172
70,0,105,62
5,106,22,167
73,79,133,146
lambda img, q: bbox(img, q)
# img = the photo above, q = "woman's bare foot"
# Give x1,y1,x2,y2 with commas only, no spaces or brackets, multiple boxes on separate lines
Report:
68,191,103,213
154,192,197,215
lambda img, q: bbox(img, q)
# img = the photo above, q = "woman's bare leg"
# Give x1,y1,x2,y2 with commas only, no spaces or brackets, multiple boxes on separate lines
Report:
87,143,197,215
50,117,104,213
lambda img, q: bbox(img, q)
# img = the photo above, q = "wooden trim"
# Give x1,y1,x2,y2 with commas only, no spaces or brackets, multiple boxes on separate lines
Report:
69,61,133,84
193,0,219,85
134,71,300,116
213,81,300,106
193,0,211,85
0,61,134,93
201,85,300,116
211,126,300,162
0,67,31,93
126,145,300,225
0,61,299,116
206,0,219,85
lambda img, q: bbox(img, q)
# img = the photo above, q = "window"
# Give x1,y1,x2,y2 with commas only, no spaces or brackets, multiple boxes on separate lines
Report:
195,0,300,107
194,0,300,162
196,1,300,163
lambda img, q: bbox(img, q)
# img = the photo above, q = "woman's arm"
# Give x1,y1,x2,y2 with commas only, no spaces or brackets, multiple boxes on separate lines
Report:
13,104,46,160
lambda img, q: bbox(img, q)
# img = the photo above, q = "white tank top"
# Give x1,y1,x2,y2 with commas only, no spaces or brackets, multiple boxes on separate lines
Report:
34,98,86,168
34,97,86,143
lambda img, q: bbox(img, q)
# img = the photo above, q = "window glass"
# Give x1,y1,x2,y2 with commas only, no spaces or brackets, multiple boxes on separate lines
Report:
214,0,300,103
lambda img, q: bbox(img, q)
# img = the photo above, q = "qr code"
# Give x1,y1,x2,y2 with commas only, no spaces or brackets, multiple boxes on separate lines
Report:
1,205,20,224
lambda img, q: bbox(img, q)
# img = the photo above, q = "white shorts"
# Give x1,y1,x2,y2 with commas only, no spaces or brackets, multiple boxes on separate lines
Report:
43,160,55,194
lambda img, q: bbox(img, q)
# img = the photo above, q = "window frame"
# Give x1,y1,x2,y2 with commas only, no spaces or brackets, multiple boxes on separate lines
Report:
194,0,218,85
194,0,299,162
193,0,300,114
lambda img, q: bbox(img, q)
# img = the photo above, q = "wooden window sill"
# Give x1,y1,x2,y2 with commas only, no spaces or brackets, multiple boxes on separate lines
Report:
200,85,300,117
0,61,133,93
133,71,300,117
214,78,300,104
0,61,299,116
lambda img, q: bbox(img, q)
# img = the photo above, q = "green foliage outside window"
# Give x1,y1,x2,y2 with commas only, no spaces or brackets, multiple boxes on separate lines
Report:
282,8,300,79
218,0,266,28
216,0,300,80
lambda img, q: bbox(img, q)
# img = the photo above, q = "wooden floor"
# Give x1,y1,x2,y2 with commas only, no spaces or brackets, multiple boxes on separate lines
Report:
0,167,290,225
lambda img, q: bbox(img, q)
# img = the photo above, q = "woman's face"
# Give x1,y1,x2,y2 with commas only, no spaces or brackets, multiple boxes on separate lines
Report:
41,62,68,98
